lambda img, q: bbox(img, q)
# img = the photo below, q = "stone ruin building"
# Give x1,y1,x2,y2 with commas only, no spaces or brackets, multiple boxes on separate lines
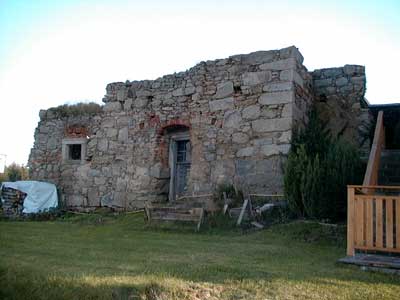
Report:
28,46,370,211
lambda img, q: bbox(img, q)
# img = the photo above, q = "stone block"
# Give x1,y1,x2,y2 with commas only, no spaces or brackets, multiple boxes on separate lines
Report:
101,193,113,206
211,160,235,184
344,65,365,76
116,89,126,101
102,118,115,128
260,144,290,157
277,131,291,144
118,127,129,142
279,46,304,63
87,188,99,206
232,132,249,144
94,177,106,185
253,137,273,146
184,86,196,95
242,105,260,120
209,97,234,111
98,138,108,152
116,178,127,192
235,159,257,175
281,103,293,117
39,110,47,119
259,58,297,71
47,137,58,150
280,69,304,86
241,50,276,64
336,77,348,87
252,118,292,133
223,110,242,128
172,87,184,97
150,163,170,179
323,68,343,78
263,82,293,92
124,98,133,110
236,147,255,157
106,128,118,138
259,91,294,105
242,71,271,86
134,98,148,108
215,81,234,99
104,102,122,112
261,106,280,119
67,195,85,207
313,78,333,88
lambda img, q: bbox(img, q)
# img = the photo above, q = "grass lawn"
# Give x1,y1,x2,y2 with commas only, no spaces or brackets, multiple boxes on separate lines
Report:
0,213,399,299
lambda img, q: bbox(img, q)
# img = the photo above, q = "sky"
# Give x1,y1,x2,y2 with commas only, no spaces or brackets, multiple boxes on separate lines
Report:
0,0,399,166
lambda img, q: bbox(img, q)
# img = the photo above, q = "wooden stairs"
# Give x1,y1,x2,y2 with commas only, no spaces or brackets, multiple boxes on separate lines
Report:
144,199,205,231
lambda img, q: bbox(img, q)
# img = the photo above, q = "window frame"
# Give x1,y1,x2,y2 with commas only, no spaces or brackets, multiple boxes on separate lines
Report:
62,138,87,164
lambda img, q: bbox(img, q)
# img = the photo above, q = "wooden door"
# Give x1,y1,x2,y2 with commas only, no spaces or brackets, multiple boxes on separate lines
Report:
175,140,191,197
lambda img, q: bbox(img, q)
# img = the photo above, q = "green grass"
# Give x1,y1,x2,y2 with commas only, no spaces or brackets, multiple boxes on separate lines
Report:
0,213,399,299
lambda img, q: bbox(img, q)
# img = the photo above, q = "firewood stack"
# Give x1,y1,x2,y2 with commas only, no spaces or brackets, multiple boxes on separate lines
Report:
0,186,26,217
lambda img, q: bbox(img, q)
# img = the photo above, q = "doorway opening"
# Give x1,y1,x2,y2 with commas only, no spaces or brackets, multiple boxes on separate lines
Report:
165,127,191,201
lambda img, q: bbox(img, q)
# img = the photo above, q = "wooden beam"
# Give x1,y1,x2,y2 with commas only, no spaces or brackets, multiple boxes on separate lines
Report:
237,199,249,226
347,186,355,256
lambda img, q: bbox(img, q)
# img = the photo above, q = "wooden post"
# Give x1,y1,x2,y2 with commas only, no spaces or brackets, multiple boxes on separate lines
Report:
144,203,151,222
347,186,355,256
222,192,229,215
237,199,249,226
196,208,204,231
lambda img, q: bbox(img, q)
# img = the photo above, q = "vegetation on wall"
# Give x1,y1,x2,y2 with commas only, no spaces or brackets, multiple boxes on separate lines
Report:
284,109,364,222
47,102,102,117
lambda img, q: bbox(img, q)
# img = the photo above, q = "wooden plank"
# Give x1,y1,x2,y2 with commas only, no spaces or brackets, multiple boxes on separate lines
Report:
396,199,400,249
222,204,228,215
248,194,284,197
196,208,204,231
386,198,394,249
150,214,200,222
348,185,400,190
354,245,400,254
376,198,384,248
222,192,228,215
144,203,151,222
347,187,355,256
353,195,400,200
176,194,213,200
237,199,249,226
365,198,373,248
362,111,384,186
355,197,365,247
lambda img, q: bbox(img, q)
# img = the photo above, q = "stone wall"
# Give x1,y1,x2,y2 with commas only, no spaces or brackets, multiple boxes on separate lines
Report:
29,109,101,206
29,46,367,211
312,65,371,156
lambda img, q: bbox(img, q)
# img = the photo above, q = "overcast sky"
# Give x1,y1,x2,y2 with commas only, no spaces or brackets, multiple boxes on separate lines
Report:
0,0,399,166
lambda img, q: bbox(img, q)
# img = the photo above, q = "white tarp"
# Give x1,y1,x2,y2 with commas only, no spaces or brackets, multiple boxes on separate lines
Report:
1,181,58,213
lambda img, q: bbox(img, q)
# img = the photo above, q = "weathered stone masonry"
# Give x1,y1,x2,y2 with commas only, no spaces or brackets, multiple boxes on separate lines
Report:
28,46,367,210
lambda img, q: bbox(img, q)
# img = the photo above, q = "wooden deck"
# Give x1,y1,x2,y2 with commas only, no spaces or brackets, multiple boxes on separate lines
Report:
339,254,400,274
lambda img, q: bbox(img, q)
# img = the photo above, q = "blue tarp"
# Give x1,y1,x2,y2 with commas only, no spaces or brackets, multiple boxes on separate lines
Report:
1,181,58,213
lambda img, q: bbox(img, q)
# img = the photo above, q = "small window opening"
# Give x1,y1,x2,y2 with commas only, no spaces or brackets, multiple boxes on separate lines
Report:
319,94,327,102
68,144,82,160
147,95,154,101
234,85,242,94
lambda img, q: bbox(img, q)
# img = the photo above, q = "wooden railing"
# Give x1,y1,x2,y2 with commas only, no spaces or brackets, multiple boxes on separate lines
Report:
362,111,385,186
347,185,400,255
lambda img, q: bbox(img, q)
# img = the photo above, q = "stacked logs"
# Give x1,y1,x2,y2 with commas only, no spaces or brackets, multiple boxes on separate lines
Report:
0,186,26,217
